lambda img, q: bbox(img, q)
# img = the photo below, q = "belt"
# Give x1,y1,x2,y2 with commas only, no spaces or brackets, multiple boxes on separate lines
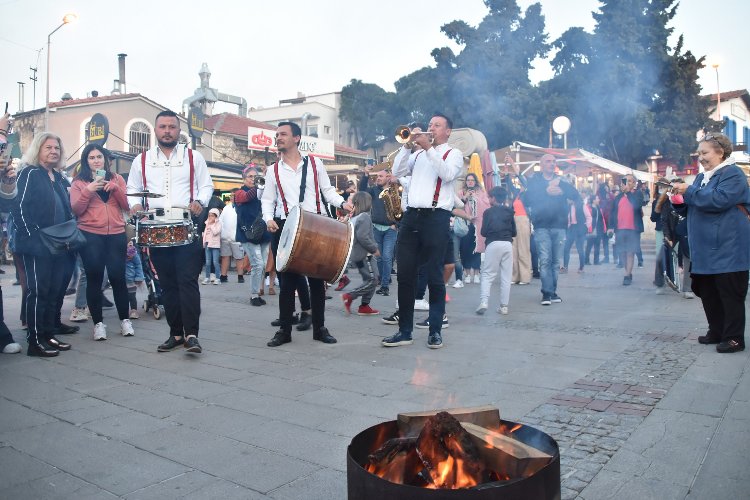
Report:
407,207,450,214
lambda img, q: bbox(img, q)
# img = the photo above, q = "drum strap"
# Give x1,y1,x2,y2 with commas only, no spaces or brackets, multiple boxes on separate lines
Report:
272,156,322,217
140,147,195,210
413,148,453,208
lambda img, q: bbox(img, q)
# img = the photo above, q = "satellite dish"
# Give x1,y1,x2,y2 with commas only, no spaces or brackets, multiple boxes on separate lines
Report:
552,116,571,135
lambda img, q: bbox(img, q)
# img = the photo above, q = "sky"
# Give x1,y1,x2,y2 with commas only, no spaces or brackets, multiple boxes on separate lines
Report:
1,0,748,118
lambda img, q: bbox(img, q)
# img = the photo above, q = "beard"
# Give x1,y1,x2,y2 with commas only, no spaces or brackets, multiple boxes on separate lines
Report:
157,137,178,149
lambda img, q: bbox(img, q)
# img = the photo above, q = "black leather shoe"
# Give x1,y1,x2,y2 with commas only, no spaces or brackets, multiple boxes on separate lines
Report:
27,342,59,357
698,334,721,345
313,327,337,344
54,323,80,335
46,337,71,351
716,339,745,353
267,330,291,347
296,312,312,331
157,336,184,352
271,314,298,327
184,336,202,353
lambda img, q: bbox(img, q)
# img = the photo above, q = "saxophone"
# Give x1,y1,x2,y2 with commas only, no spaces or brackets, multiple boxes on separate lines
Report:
379,184,403,221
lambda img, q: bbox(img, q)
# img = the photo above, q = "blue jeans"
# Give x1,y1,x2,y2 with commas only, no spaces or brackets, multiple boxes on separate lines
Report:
452,232,463,281
373,226,397,288
204,247,221,278
535,228,565,297
242,241,270,295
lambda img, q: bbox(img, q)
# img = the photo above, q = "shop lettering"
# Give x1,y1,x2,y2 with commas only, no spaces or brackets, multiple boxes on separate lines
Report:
252,131,273,147
299,140,317,153
88,122,105,141
190,114,204,132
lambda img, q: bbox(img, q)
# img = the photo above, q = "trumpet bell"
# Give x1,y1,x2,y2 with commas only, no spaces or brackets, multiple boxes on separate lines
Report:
395,125,411,144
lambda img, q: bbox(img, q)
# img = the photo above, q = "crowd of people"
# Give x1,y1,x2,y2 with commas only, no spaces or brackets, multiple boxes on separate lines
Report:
0,105,746,357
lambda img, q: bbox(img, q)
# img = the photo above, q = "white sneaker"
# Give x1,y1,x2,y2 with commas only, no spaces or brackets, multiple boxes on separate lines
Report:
464,276,472,284
476,301,488,315
94,322,107,341
498,305,509,315
2,342,21,354
414,299,430,311
212,277,220,285
69,307,88,322
201,278,210,285
473,275,480,284
452,280,464,288
683,291,695,299
517,282,529,285
120,319,134,337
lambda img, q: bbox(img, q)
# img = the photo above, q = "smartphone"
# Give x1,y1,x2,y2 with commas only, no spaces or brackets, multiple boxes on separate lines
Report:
95,168,106,180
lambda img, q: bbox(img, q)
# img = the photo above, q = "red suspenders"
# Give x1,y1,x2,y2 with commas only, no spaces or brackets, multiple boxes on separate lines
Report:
413,148,453,208
272,156,322,217
139,147,195,209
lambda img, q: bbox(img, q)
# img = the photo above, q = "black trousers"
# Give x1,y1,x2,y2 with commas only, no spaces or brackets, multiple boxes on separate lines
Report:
21,251,75,344
271,218,321,333
79,231,129,323
691,271,749,343
150,239,203,337
396,208,451,335
0,288,15,349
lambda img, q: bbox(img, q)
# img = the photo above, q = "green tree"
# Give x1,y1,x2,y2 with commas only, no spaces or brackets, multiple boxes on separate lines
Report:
339,79,402,151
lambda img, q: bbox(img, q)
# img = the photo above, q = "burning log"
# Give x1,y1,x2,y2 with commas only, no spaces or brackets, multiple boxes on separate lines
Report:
416,411,492,488
461,422,552,479
397,405,501,436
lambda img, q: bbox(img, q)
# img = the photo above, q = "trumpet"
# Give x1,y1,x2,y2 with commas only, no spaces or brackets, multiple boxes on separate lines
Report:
255,176,266,187
395,125,433,146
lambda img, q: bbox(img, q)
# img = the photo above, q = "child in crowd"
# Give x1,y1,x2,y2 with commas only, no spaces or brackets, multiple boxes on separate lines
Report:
476,187,516,315
125,239,144,319
202,208,222,285
341,192,380,316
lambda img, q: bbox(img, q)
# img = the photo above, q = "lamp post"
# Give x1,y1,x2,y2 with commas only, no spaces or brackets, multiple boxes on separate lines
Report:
552,116,571,149
713,63,722,120
45,13,77,131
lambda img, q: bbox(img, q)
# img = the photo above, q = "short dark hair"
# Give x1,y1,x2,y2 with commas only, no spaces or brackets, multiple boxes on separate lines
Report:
432,112,453,129
278,121,301,137
155,109,179,124
489,186,508,204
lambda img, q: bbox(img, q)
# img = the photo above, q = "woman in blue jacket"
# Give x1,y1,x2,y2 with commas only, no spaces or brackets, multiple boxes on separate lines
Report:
672,132,750,353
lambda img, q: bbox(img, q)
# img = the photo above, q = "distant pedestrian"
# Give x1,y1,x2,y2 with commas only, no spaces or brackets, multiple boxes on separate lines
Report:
341,192,380,316
476,187,516,316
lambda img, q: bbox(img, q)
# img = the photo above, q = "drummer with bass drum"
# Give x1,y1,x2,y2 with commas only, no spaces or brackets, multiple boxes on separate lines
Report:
262,121,353,347
127,110,213,355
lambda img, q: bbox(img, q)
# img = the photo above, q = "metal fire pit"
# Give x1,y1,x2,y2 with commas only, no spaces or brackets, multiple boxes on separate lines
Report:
347,419,561,500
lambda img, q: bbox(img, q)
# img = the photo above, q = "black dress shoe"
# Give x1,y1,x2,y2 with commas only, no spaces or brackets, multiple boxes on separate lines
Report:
267,330,291,347
271,314,298,327
716,339,745,353
157,336,184,352
296,312,312,331
184,336,202,353
313,327,337,344
54,323,80,335
698,334,721,345
46,337,71,351
27,342,59,357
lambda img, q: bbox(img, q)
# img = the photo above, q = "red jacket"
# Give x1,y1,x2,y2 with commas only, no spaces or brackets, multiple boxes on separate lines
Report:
70,174,129,235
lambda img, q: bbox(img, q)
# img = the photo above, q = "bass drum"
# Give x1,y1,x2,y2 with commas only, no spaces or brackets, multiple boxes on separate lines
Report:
276,205,354,283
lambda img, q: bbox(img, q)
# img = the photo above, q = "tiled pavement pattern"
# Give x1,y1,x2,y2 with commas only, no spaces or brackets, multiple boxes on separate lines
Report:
0,246,748,499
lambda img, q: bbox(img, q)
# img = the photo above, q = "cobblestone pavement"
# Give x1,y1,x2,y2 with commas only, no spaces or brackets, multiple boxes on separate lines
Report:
0,244,747,499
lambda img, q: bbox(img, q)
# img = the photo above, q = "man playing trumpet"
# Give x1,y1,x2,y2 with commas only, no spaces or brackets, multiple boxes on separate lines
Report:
382,114,463,349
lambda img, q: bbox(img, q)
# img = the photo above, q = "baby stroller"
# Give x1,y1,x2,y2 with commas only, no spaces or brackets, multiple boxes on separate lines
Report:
139,246,165,319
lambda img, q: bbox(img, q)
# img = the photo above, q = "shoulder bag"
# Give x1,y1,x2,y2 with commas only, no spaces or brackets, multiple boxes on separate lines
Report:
39,219,86,254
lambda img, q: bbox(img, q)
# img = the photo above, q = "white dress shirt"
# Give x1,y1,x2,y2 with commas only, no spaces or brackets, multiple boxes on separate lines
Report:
392,143,463,211
261,155,344,221
127,144,213,216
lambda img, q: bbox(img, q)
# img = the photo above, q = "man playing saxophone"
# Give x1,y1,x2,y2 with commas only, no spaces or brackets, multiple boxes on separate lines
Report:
360,164,399,296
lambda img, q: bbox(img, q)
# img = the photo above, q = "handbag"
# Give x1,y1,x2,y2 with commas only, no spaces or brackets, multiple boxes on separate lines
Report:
453,216,469,237
243,215,267,244
38,219,86,254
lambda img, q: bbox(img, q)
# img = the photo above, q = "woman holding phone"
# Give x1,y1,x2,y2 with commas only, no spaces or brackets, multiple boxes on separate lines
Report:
70,144,133,341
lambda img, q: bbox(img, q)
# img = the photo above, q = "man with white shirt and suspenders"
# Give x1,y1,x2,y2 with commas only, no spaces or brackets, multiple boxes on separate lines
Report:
382,113,463,349
262,122,353,347
128,110,213,354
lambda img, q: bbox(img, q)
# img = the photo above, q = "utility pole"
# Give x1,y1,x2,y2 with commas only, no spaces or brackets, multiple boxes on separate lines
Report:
29,66,38,109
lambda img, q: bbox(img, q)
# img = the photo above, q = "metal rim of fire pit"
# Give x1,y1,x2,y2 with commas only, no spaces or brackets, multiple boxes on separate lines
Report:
347,419,561,500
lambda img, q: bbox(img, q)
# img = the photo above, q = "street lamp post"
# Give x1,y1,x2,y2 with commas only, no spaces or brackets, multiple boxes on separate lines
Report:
552,116,571,149
712,62,721,121
44,13,77,131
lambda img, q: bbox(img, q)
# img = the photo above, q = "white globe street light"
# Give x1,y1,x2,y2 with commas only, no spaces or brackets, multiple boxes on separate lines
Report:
552,116,571,149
